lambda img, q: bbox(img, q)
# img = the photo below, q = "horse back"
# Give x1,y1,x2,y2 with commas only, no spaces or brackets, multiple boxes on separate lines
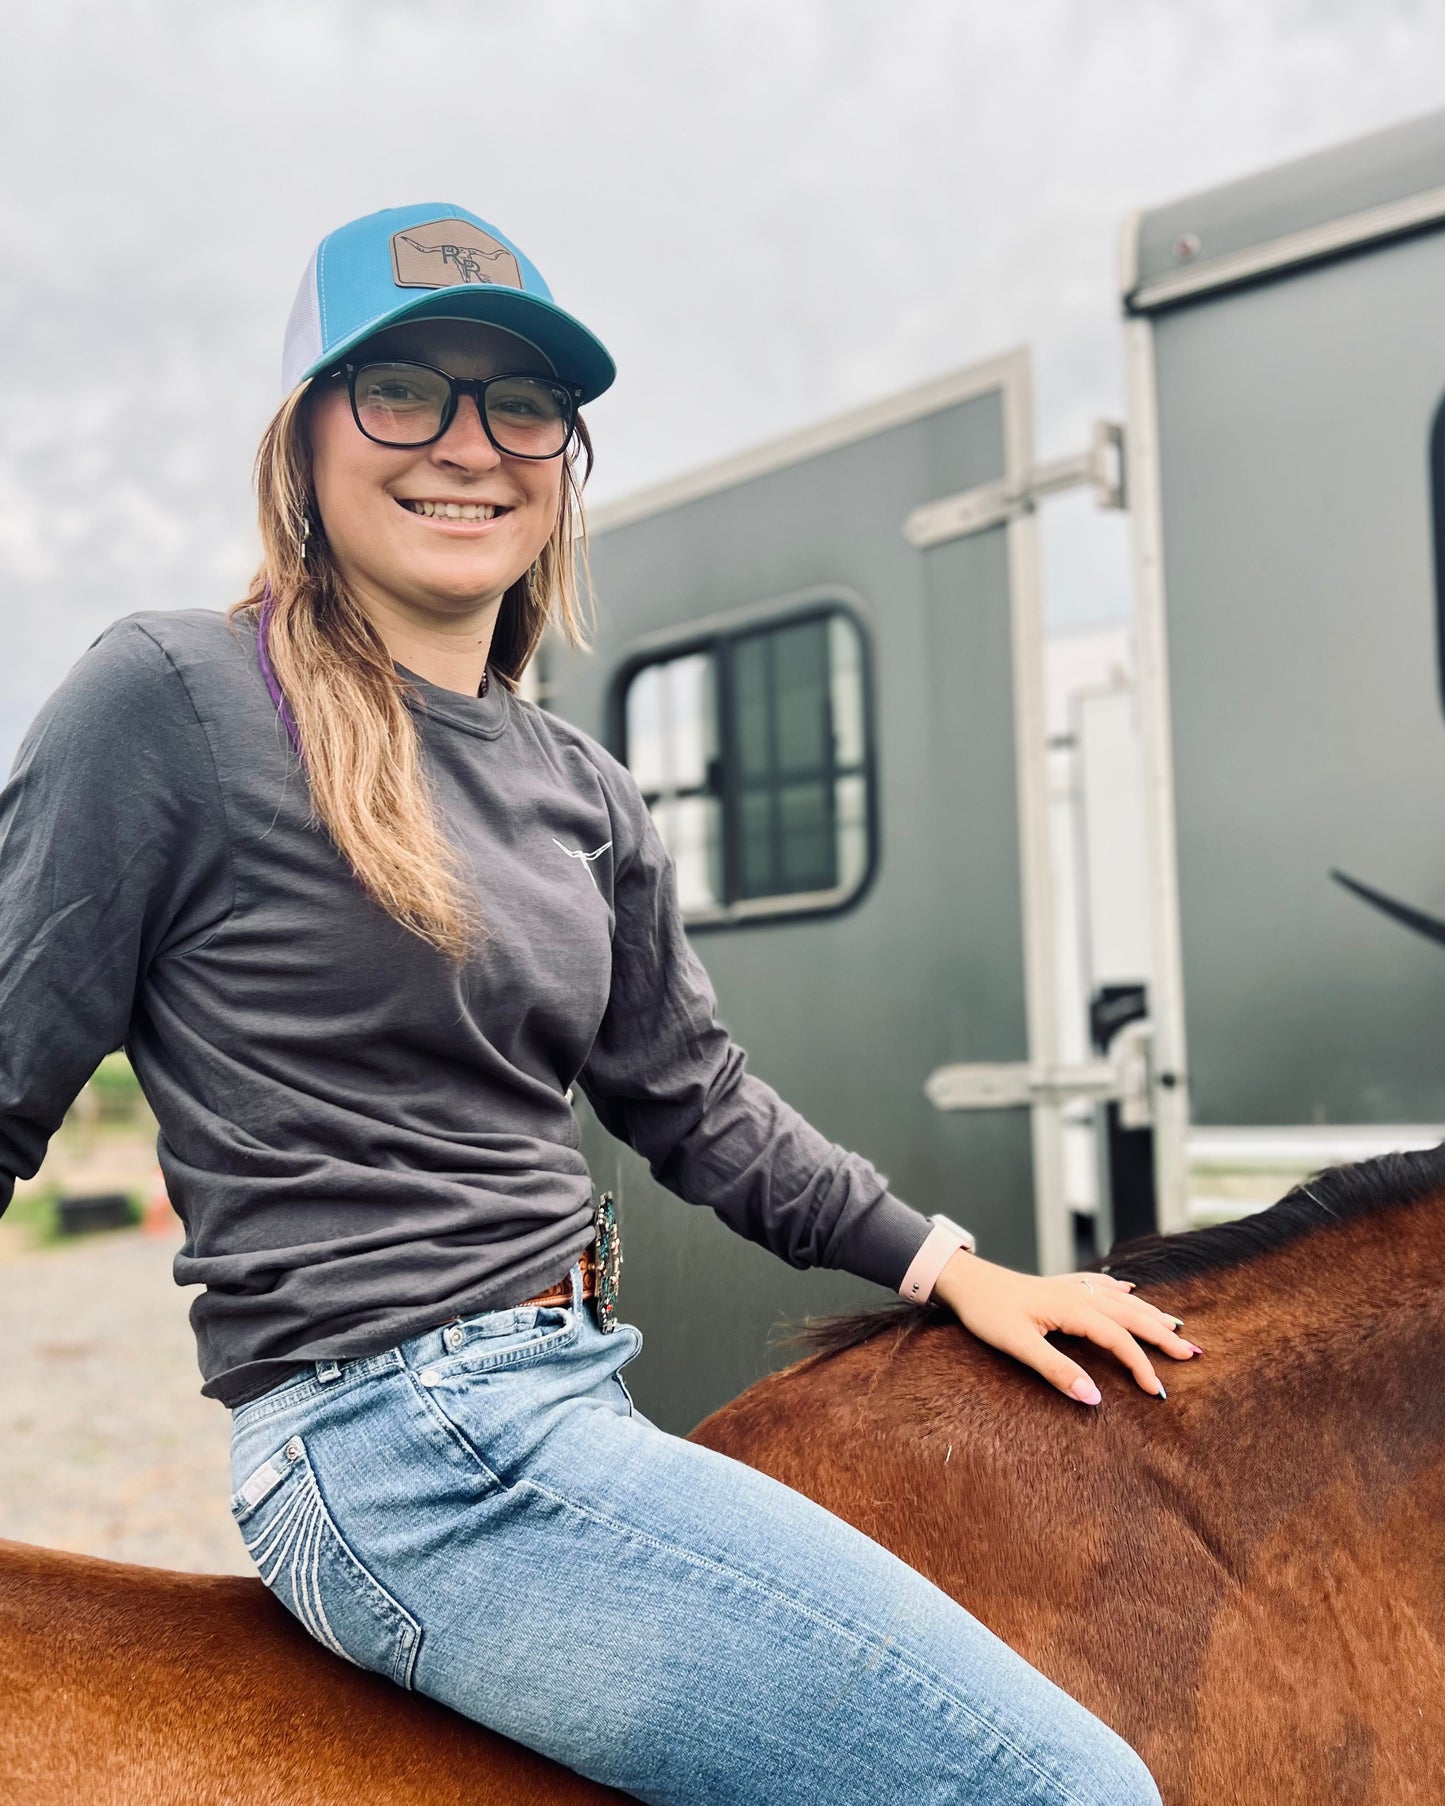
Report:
0,1537,624,1804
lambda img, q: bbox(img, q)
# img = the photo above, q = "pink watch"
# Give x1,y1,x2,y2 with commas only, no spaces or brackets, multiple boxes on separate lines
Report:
897,1213,977,1304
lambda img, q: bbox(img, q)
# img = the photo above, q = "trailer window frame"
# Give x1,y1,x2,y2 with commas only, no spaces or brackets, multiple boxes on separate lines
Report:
1431,393,1445,722
610,593,880,931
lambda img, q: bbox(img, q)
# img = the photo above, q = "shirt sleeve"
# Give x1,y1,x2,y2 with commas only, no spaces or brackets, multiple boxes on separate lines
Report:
576,761,934,1292
0,617,233,1212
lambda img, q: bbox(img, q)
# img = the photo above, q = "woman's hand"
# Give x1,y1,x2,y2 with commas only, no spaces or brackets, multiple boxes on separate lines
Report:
930,1250,1201,1405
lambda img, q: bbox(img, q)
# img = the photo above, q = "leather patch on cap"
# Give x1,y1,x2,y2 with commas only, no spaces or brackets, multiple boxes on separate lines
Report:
391,218,523,290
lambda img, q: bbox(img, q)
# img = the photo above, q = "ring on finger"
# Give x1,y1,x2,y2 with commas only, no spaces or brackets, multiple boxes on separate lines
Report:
1079,1277,1096,1295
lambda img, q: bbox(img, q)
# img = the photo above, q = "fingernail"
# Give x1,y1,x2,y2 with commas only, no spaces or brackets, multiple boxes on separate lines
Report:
1185,1341,1203,1355
1171,1316,1185,1329
1069,1376,1102,1405
1156,1383,1168,1399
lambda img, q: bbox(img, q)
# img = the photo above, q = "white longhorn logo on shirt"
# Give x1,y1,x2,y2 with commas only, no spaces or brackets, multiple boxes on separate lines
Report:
552,838,612,891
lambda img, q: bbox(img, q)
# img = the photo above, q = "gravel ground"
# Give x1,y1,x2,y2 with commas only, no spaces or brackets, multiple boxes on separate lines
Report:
0,1220,251,1575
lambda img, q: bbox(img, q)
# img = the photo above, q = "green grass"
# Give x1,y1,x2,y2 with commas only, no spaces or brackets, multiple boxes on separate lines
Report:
2,1183,143,1251
3,1185,64,1248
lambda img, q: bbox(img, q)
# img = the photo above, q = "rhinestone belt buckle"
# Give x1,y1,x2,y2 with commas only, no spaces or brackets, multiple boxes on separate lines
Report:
592,1190,622,1334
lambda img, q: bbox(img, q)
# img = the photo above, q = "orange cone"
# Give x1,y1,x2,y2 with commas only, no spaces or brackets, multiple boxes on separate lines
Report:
143,1165,176,1235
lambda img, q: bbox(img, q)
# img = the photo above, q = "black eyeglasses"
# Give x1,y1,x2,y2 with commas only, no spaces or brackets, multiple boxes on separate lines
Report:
327,359,581,459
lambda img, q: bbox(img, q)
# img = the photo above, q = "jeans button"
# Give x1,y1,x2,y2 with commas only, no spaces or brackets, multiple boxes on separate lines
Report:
444,1326,463,1350
285,1437,303,1462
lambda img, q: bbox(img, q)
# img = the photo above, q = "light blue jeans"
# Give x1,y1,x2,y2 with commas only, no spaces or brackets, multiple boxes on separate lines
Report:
227,1262,1162,1806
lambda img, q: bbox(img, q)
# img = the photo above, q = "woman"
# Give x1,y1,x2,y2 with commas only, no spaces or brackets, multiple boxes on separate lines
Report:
0,203,1184,1804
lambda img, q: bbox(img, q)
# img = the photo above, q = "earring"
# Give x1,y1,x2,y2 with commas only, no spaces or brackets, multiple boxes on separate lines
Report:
296,504,312,563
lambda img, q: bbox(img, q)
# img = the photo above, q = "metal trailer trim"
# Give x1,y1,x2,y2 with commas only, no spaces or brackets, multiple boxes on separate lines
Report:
1188,1124,1445,1169
1124,178,1445,316
902,420,1126,548
1119,209,1192,1234
927,1023,1153,1125
583,350,1032,534
995,348,1071,1278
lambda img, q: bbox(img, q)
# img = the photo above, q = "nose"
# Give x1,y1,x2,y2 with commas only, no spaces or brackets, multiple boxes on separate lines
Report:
429,389,502,472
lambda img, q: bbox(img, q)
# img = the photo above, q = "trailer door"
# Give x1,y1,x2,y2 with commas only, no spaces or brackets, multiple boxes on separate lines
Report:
1123,112,1445,1227
543,350,1062,1432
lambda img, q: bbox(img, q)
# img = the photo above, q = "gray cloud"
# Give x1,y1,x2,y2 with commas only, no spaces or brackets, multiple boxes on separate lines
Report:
2,0,1442,759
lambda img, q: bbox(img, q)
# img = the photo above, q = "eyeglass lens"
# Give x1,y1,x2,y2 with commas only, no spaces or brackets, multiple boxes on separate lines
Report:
351,362,572,456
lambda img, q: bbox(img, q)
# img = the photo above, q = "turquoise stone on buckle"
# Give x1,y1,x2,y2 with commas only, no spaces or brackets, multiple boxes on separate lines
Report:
593,1190,622,1333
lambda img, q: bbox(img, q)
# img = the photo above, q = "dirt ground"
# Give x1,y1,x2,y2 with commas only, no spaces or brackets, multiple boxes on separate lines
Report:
0,1217,251,1576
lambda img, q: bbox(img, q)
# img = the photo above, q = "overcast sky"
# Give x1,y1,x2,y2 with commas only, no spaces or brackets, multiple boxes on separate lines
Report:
2,0,1444,763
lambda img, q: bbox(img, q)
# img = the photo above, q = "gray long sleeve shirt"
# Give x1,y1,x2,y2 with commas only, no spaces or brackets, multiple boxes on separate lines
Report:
0,608,933,1406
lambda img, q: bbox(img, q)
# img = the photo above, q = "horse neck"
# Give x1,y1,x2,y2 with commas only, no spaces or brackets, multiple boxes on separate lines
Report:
1161,1190,1445,1494
1171,1187,1445,1342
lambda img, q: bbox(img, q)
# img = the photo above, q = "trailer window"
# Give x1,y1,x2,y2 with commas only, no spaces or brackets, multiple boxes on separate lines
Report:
621,606,873,924
623,649,723,914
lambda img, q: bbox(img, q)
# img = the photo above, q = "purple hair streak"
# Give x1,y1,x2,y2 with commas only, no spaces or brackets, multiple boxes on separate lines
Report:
257,585,304,763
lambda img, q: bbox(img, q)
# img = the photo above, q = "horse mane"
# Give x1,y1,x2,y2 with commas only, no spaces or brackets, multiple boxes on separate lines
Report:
780,1141,1445,1362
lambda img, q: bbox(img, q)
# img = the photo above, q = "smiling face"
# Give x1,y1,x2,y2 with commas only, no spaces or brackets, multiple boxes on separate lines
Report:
306,317,566,630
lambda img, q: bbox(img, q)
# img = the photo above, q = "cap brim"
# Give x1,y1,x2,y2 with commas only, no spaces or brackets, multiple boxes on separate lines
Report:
299,286,616,405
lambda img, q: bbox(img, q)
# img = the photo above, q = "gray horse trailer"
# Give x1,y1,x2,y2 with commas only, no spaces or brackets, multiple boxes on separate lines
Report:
543,354,1105,1434
1123,107,1445,1227
542,106,1445,1432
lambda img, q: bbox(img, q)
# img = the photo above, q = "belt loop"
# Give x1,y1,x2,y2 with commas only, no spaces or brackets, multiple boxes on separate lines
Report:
570,1258,583,1314
315,1359,343,1384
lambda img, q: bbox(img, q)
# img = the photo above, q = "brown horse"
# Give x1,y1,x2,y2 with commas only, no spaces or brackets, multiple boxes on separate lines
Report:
716,1143,1445,1805
2,1145,1441,1804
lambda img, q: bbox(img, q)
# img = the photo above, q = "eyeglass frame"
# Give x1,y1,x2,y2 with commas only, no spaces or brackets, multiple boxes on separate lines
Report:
321,359,583,460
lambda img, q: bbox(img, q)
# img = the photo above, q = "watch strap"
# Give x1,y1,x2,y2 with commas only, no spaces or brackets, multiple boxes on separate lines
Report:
897,1217,974,1304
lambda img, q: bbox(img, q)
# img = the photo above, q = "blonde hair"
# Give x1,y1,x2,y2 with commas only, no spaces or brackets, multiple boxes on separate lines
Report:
226,378,595,963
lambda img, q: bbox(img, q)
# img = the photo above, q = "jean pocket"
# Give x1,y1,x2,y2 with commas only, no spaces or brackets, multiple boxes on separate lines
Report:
427,1302,580,1376
230,1432,422,1690
614,1321,644,1417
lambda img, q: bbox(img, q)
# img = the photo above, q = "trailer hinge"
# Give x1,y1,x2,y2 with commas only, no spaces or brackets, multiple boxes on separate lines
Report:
902,420,1126,549
925,1019,1154,1129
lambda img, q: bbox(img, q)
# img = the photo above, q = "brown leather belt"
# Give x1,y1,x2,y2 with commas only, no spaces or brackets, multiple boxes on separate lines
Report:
522,1241,597,1309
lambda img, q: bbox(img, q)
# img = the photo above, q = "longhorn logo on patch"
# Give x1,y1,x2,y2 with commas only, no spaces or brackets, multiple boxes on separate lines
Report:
390,219,524,290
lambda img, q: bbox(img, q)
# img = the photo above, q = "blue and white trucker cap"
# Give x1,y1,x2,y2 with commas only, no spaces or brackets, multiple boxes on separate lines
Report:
281,203,616,403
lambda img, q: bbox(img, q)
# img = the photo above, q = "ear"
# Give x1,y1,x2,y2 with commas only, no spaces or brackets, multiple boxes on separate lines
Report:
568,413,595,489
